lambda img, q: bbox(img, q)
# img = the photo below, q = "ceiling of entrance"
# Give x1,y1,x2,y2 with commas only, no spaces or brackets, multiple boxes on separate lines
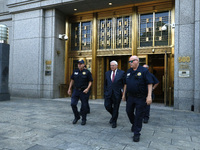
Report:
55,0,153,15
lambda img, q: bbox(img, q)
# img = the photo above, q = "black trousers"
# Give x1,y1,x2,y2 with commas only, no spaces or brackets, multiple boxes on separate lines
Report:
104,93,121,123
71,89,90,121
143,92,154,119
126,96,146,136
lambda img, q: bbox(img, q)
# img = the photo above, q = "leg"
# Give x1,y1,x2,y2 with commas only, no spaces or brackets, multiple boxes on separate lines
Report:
80,91,90,123
126,96,135,125
71,90,80,123
80,92,90,114
143,104,150,123
134,98,146,136
112,96,121,123
104,97,113,116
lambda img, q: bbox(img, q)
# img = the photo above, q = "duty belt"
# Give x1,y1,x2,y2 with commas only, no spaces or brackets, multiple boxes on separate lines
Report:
74,87,86,91
128,93,145,98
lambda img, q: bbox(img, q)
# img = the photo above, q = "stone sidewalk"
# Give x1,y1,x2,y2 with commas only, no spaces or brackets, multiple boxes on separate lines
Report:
0,97,200,150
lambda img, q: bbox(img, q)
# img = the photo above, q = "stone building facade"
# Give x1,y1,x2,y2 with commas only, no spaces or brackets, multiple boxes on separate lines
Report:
0,0,199,112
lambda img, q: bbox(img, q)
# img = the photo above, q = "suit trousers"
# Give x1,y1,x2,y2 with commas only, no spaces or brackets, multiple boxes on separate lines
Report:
71,89,90,121
104,92,121,123
126,96,146,136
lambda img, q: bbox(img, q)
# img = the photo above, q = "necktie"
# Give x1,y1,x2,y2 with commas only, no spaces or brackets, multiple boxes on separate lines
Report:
112,70,115,82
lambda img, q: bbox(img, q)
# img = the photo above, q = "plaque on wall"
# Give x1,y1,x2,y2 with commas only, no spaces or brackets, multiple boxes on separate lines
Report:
179,70,190,77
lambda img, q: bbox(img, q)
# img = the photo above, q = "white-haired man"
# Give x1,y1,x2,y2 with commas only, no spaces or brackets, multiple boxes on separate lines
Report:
104,60,125,128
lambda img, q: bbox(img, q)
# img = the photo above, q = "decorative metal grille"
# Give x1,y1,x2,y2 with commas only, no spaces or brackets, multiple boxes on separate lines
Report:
116,16,131,49
155,11,170,46
99,18,112,49
71,21,91,51
81,21,91,50
71,23,80,51
139,13,153,47
139,11,170,47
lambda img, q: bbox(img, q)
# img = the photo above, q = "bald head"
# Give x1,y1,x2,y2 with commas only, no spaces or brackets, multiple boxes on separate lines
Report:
129,55,139,70
130,55,139,61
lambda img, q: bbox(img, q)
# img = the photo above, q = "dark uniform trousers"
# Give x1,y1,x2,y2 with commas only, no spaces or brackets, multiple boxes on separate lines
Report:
104,91,121,123
144,92,155,119
71,89,90,121
126,95,146,136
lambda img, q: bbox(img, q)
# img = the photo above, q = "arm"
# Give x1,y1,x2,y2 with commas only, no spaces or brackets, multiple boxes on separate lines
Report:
68,79,74,96
153,83,159,91
83,81,92,94
146,84,153,105
122,84,127,101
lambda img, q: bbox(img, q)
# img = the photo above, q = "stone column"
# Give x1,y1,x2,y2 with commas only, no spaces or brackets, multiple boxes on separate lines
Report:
174,0,195,111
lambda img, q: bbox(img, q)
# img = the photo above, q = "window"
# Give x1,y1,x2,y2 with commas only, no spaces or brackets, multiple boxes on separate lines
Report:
116,16,131,49
155,11,170,46
71,21,92,51
99,18,112,49
139,11,170,47
71,23,80,51
139,13,153,47
98,15,132,50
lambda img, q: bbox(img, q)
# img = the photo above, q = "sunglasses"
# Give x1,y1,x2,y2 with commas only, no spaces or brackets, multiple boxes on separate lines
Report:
129,59,138,63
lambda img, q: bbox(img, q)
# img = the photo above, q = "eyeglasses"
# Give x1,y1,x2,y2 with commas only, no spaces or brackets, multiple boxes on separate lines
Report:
129,59,138,63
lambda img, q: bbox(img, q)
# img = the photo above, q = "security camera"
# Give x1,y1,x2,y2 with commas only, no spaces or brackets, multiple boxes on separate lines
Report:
58,34,68,40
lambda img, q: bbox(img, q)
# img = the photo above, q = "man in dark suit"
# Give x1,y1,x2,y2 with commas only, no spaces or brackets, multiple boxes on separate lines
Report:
104,60,125,128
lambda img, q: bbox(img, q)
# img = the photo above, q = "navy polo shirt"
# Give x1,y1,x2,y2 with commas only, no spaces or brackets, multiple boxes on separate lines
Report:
125,65,153,96
71,69,93,88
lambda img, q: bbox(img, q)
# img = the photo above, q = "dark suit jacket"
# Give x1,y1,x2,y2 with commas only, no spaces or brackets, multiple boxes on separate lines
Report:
104,69,125,99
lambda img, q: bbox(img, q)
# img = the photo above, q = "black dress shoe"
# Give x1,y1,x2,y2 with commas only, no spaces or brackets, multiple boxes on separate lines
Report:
72,118,80,124
133,135,140,142
143,118,149,124
112,122,117,128
109,118,113,124
81,120,86,125
131,125,134,132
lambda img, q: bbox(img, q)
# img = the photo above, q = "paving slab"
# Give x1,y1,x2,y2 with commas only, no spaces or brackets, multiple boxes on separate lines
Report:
0,97,200,150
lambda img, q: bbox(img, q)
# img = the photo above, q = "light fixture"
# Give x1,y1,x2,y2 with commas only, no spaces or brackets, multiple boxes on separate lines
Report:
58,34,68,40
161,23,175,31
74,8,77,11
109,2,112,6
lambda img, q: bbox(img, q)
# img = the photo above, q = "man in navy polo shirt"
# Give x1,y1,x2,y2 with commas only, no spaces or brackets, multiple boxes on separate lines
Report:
122,55,153,142
68,60,93,125
143,64,159,124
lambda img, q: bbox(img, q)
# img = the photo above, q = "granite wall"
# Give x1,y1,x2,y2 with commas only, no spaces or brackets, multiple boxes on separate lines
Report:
174,0,200,112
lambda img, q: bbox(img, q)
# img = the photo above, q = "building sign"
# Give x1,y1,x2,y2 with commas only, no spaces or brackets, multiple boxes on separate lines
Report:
178,56,190,78
178,56,190,63
179,70,190,77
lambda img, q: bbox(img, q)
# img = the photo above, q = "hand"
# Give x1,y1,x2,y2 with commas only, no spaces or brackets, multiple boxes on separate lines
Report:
146,96,152,105
83,88,89,94
68,89,71,96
